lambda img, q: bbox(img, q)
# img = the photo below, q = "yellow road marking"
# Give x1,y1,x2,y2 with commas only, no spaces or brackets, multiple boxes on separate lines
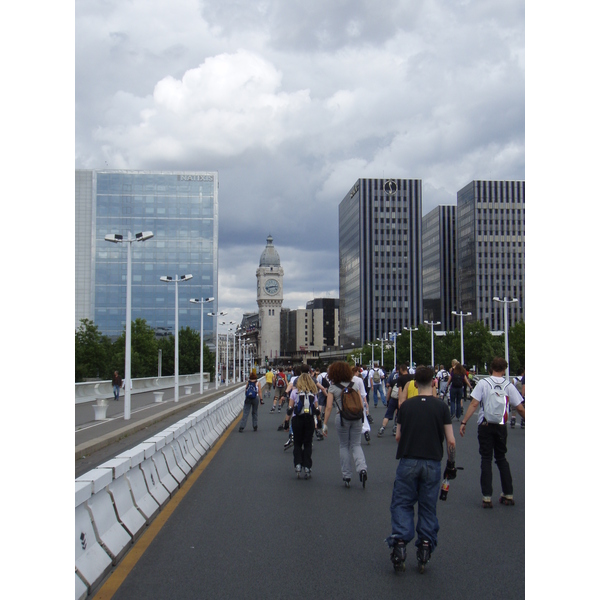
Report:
93,413,242,599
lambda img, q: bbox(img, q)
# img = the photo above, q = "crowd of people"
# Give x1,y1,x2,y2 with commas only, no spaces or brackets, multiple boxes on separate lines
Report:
239,356,525,573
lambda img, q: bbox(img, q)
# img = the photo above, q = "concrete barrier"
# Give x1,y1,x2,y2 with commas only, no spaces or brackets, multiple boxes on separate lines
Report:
153,391,164,402
73,381,254,596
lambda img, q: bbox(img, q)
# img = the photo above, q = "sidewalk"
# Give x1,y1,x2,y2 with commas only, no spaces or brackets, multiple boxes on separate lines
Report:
75,381,245,465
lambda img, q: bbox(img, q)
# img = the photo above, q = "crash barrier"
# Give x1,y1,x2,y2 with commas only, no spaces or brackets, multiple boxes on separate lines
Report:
74,379,262,598
76,373,211,405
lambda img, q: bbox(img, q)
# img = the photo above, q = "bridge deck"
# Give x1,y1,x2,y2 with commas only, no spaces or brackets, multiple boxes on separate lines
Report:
87,396,525,600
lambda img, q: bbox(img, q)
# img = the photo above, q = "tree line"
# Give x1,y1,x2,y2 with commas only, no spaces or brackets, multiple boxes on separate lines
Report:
76,317,524,383
344,320,525,375
75,318,215,382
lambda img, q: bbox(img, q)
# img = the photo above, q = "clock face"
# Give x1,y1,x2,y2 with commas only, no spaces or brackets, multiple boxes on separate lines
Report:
264,279,280,295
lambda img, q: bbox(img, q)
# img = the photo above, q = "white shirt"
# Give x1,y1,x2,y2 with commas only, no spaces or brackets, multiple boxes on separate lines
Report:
471,376,523,425
352,375,367,401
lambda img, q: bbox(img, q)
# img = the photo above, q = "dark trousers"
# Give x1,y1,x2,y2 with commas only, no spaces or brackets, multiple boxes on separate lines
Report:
477,422,513,497
291,414,315,469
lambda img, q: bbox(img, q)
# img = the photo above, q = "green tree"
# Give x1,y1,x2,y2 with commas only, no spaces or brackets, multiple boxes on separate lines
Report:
75,318,112,381
157,328,215,379
508,321,525,372
113,319,159,378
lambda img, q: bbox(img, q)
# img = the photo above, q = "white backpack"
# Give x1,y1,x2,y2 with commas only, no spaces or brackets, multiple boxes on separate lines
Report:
482,378,510,424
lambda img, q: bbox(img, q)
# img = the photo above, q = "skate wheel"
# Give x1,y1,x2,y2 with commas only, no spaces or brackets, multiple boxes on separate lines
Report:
418,563,425,574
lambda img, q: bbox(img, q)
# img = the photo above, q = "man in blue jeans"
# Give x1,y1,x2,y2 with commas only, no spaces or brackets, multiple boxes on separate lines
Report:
386,366,456,573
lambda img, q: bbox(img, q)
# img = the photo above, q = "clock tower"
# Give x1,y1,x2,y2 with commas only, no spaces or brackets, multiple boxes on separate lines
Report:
257,235,283,367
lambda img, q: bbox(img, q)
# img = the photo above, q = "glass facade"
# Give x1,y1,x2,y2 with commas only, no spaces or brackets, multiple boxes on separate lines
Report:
457,180,525,330
339,178,423,347
76,170,218,342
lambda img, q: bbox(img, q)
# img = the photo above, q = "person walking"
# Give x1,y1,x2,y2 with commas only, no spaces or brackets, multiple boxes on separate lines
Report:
264,368,274,402
286,373,320,479
386,366,456,573
459,357,525,507
370,363,387,407
239,371,263,432
323,361,368,488
112,371,123,401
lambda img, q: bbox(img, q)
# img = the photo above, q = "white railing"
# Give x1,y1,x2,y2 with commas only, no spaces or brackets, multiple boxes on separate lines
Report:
75,379,264,597
75,374,211,405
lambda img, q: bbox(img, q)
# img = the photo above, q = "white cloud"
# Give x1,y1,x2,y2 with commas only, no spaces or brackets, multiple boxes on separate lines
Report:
76,0,525,321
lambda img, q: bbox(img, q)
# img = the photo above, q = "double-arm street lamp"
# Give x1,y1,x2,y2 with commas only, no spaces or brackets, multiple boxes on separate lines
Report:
493,297,519,378
190,297,214,394
105,230,154,420
208,311,226,388
160,274,193,403
424,321,441,367
452,310,472,366
389,331,398,368
403,326,418,370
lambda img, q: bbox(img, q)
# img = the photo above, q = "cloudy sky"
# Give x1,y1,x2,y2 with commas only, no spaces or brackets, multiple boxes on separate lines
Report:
75,0,525,324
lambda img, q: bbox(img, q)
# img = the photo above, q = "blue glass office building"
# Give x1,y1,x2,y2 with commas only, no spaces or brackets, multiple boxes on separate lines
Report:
75,170,219,342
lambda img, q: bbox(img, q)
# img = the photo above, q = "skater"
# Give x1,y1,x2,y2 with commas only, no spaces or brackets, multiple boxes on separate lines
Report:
239,371,263,432
386,366,456,573
287,373,320,478
112,371,122,401
444,363,472,421
270,368,288,413
352,365,371,443
459,357,525,507
323,361,368,488
378,364,412,437
511,369,525,428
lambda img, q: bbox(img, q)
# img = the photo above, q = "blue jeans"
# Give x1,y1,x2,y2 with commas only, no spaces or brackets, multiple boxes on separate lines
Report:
387,458,442,552
449,387,463,418
113,385,120,400
240,398,259,429
372,383,386,406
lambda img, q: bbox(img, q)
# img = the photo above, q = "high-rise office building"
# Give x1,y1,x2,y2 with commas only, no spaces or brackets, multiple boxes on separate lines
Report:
339,178,423,346
75,169,219,342
422,205,457,331
456,180,525,330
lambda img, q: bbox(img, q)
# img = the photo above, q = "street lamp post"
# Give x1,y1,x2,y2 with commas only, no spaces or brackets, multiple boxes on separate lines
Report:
493,297,519,378
190,297,214,394
389,332,398,368
208,311,226,388
424,321,441,367
452,310,472,366
105,230,154,420
160,274,193,403
403,327,418,370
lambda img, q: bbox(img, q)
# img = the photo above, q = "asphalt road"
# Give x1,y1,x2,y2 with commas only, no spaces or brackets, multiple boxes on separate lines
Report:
92,395,525,600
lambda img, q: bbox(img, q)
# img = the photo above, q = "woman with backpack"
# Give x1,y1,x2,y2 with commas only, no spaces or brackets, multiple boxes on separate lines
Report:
239,371,263,432
444,363,472,421
286,372,319,479
323,361,368,488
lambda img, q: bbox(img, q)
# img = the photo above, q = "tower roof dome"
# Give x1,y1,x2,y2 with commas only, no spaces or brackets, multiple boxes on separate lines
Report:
259,235,280,267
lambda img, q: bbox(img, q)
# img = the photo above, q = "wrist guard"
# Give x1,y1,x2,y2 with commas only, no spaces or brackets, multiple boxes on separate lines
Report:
283,419,290,431
443,460,457,480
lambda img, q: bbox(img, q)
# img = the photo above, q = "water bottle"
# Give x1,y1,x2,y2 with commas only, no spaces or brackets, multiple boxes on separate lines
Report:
439,478,449,501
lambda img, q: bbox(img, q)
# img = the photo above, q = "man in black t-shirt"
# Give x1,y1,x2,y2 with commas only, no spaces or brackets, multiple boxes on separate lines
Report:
385,366,456,572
